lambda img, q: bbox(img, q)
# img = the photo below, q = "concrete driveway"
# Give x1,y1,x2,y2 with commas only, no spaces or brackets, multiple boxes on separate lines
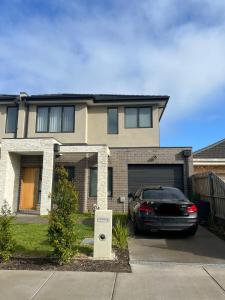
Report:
129,226,225,264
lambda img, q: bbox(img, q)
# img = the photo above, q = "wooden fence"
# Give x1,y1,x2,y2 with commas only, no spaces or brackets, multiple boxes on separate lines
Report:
191,172,225,221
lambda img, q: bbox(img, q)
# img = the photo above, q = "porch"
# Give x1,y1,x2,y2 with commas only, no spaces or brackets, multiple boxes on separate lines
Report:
0,139,110,215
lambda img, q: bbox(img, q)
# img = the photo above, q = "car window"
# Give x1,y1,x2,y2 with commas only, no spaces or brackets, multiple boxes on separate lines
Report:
142,188,185,200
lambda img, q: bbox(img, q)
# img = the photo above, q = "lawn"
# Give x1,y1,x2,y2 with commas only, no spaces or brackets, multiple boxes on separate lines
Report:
13,213,94,257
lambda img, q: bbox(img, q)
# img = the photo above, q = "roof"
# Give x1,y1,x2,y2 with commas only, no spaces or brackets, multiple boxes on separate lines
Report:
0,95,18,101
0,93,169,102
0,93,169,120
194,138,225,159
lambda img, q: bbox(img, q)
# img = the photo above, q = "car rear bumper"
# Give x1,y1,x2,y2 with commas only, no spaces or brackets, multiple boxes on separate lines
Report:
137,216,198,232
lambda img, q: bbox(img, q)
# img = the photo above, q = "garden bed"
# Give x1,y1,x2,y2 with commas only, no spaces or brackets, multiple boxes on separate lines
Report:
0,213,131,272
0,248,131,272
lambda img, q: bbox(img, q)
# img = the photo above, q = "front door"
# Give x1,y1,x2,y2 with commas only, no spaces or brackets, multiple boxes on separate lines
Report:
19,167,40,210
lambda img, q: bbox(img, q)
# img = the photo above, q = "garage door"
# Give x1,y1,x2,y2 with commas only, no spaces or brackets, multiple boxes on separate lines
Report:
128,164,184,193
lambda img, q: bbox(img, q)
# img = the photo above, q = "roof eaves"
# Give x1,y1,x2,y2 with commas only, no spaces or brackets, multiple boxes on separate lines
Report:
26,94,94,101
0,95,18,101
159,96,169,121
93,94,169,102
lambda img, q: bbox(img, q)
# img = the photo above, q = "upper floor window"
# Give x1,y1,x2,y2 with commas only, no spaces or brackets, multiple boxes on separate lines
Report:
107,107,118,134
6,106,18,133
36,106,75,133
125,107,152,128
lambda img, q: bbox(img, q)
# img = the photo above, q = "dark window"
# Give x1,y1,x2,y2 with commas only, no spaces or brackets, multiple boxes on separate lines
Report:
90,168,97,197
62,106,75,132
125,107,152,128
49,107,62,132
142,187,185,201
36,106,75,133
54,166,75,182
108,168,113,197
36,107,48,132
108,108,118,134
6,106,18,133
90,167,113,197
64,166,75,181
125,108,137,128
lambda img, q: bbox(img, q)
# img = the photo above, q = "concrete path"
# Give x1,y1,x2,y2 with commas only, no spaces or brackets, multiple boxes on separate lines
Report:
114,264,225,300
0,265,225,299
14,214,48,224
128,226,225,264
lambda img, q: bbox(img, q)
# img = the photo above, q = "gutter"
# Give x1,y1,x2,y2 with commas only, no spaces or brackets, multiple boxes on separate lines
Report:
193,158,225,165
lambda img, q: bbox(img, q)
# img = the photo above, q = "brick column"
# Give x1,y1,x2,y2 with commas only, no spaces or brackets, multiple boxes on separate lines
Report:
40,149,54,215
0,150,20,213
97,149,108,210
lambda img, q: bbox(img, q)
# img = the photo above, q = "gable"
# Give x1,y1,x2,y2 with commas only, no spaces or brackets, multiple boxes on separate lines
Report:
194,139,225,159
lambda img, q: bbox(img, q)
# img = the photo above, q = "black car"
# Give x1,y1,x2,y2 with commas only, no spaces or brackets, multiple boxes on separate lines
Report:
128,186,198,235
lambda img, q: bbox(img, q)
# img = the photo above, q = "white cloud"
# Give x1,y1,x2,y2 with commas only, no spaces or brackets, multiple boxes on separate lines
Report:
0,0,225,125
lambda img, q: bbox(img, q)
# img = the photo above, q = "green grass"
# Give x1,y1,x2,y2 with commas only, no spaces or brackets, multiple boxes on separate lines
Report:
13,214,94,257
14,223,52,257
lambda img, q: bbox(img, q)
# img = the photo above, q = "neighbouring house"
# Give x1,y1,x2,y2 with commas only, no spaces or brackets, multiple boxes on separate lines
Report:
193,138,225,182
0,93,193,215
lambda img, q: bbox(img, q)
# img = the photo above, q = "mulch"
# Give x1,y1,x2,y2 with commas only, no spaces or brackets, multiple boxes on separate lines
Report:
0,248,131,273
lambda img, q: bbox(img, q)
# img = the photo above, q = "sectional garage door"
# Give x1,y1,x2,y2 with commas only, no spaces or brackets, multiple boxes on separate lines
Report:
128,164,184,193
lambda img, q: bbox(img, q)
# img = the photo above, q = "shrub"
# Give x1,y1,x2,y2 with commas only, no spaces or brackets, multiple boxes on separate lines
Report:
113,220,128,250
0,201,15,262
48,167,78,265
113,213,128,226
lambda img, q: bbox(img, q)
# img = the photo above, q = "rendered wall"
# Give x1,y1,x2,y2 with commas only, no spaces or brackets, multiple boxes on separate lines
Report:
88,106,160,147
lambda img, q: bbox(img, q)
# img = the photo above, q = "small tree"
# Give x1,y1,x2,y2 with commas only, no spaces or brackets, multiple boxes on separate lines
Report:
48,167,78,265
0,201,15,262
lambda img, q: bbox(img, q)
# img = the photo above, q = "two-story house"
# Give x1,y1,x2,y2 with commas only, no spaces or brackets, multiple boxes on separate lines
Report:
0,93,193,215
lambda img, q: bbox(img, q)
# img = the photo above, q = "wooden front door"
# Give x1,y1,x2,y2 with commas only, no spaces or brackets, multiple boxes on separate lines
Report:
19,168,40,210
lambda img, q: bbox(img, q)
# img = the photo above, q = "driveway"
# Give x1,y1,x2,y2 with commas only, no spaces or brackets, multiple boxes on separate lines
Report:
128,226,225,264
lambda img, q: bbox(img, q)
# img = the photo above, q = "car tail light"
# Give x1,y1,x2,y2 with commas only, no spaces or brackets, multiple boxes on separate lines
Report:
186,204,198,214
139,202,154,214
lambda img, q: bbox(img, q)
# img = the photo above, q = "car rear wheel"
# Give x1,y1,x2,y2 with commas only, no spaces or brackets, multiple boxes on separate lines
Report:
184,224,198,236
128,210,131,221
133,218,141,234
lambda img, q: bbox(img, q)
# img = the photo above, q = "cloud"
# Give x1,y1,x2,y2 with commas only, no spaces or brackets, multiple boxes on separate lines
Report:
0,0,225,125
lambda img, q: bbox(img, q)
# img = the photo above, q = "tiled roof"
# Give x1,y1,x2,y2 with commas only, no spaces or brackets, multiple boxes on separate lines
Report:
194,139,225,159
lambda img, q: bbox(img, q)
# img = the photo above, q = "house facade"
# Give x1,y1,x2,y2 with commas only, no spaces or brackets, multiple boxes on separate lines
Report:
193,138,225,182
0,93,193,215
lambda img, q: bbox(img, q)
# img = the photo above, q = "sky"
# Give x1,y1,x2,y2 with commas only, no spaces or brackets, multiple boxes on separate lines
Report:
0,0,225,151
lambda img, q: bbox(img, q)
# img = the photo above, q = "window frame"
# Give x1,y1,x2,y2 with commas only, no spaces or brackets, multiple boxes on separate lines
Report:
5,106,18,134
124,106,153,128
36,105,75,133
89,167,113,197
107,107,118,134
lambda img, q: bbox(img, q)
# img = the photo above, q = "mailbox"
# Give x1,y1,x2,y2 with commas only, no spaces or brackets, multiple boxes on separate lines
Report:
93,210,113,259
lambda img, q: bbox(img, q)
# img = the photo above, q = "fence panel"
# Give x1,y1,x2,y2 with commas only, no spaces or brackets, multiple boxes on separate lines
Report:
192,172,225,221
